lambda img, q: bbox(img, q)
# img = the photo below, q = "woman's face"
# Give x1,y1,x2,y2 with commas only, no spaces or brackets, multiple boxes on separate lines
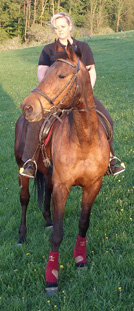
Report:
54,17,72,41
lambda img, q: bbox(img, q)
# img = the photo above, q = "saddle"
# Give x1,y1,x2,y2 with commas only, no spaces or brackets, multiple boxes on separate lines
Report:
39,111,65,146
39,110,112,167
39,111,65,167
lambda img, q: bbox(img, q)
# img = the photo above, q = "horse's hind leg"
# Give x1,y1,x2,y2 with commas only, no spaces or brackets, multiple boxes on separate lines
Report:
43,176,53,228
18,173,30,244
74,180,103,268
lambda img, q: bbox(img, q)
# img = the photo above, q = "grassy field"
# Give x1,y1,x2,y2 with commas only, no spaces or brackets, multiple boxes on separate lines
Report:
0,31,134,311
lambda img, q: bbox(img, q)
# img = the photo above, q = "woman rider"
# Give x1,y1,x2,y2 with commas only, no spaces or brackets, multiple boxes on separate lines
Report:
20,12,125,178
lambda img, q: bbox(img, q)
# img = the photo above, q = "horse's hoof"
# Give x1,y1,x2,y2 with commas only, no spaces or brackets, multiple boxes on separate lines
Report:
17,242,23,246
45,282,58,295
76,262,88,270
17,237,26,245
46,224,53,230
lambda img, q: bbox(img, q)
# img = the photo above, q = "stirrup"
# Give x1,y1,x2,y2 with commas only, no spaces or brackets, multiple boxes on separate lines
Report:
106,156,125,176
110,155,121,164
19,159,37,179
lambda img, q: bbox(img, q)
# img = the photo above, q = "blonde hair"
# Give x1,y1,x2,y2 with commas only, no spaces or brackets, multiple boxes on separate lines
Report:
51,12,72,29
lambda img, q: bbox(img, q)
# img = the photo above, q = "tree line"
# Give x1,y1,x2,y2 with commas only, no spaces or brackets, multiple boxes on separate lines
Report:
0,0,134,42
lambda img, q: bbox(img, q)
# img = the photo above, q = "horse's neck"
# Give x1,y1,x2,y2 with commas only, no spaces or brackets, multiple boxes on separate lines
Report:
72,76,98,145
72,108,96,146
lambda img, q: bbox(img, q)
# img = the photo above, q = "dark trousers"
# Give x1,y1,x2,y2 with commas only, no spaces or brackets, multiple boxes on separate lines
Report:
22,120,43,163
22,96,114,163
94,96,114,155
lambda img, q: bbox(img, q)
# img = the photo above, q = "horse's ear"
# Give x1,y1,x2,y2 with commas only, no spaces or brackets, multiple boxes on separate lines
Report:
55,39,64,52
66,40,77,62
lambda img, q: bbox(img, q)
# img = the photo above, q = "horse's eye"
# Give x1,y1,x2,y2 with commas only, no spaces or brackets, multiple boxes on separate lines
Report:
58,74,66,79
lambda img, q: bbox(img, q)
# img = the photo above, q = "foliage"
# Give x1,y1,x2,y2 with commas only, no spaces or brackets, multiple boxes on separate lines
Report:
0,28,9,42
0,31,134,310
28,24,55,43
0,0,134,43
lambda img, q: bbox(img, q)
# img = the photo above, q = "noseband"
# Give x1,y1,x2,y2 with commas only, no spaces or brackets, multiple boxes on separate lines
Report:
31,58,80,120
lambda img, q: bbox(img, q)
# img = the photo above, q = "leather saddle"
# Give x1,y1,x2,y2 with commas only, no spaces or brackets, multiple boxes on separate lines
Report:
39,109,112,147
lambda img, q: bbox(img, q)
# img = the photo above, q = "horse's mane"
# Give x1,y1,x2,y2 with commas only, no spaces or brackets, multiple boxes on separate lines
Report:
55,50,68,60
54,42,83,141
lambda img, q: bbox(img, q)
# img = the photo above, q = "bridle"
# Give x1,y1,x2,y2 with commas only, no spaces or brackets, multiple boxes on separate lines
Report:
30,58,80,121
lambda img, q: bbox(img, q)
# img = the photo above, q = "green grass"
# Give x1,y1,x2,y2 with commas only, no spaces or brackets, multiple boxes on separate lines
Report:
0,31,134,311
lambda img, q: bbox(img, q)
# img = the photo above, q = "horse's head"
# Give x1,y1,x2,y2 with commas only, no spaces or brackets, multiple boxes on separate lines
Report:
21,41,85,122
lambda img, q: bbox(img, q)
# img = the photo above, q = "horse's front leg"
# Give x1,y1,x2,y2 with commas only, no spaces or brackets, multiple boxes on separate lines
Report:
74,179,103,268
18,173,30,244
45,183,69,294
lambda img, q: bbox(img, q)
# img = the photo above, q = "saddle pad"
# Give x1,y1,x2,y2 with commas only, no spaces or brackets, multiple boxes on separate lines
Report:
44,122,55,146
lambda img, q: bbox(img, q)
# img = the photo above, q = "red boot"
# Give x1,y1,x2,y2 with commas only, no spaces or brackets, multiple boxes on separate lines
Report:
74,235,87,268
45,251,59,294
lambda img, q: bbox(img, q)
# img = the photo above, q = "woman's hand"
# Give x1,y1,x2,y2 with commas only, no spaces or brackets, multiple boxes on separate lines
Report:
37,65,49,83
86,64,96,89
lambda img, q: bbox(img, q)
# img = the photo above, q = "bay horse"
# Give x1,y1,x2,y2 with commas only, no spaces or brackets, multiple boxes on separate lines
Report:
15,42,110,294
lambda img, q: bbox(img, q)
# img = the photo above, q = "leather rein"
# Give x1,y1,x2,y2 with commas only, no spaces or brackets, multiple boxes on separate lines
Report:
31,58,80,121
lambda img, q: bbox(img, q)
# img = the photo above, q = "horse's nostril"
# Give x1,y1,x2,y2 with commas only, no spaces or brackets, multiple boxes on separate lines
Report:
25,105,33,113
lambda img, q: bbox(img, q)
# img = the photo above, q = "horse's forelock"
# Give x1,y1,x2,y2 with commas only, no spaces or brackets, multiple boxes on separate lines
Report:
55,50,68,61
55,40,81,62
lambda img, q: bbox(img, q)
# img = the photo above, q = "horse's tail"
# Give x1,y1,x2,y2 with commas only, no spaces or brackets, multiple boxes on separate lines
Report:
34,171,45,208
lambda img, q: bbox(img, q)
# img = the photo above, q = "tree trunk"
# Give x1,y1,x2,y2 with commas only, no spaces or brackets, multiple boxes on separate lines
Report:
57,0,60,11
96,0,107,30
69,0,73,15
40,0,47,26
33,0,37,24
51,0,55,15
24,0,30,43
28,0,31,29
115,0,126,32
18,4,21,38
116,13,120,32
89,0,97,35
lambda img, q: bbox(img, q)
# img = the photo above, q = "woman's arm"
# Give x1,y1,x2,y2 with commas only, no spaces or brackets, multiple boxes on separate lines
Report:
86,64,96,89
37,65,49,83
